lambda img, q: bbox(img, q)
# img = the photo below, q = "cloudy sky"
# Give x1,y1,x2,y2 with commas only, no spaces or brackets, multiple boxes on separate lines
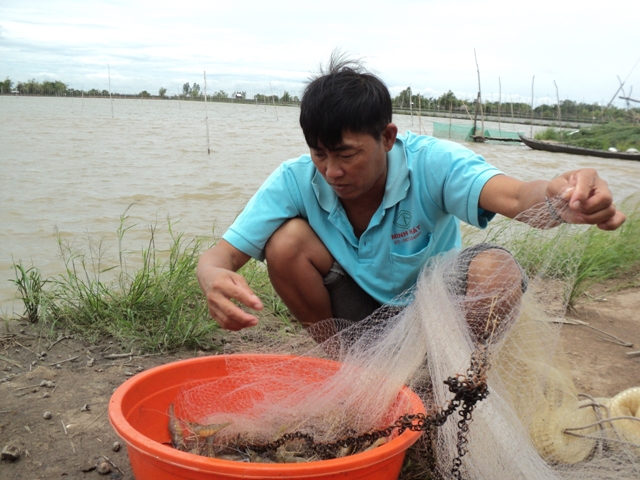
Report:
1,0,639,107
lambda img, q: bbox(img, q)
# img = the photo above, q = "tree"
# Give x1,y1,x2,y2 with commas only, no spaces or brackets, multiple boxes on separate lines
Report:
281,91,291,102
41,80,66,95
191,82,201,98
16,79,39,95
436,90,461,110
1,77,13,94
394,87,412,108
139,90,151,98
214,90,228,99
182,82,191,96
158,87,167,98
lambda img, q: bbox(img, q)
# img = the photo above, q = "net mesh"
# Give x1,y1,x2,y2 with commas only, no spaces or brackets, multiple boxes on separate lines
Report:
432,122,474,142
172,196,640,478
432,121,524,143
484,128,523,140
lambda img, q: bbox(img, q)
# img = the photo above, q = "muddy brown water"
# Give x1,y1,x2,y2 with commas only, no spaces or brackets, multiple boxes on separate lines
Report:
2,96,640,316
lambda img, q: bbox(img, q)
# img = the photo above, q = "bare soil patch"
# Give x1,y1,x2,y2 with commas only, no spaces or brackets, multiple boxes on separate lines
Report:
1,284,639,479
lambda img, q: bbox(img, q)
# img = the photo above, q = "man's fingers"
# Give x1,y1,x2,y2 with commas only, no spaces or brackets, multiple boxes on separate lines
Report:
208,296,258,330
566,169,598,209
228,275,264,311
206,271,263,330
550,170,624,231
597,210,627,231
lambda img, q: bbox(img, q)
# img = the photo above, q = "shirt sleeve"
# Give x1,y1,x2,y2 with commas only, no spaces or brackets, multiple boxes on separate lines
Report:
421,138,503,228
222,161,308,261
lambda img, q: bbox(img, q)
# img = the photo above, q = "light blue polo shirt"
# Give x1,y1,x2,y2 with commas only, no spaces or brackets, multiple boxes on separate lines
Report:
223,132,503,304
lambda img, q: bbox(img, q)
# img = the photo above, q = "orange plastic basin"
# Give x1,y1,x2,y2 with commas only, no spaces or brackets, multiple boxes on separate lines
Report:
109,354,424,479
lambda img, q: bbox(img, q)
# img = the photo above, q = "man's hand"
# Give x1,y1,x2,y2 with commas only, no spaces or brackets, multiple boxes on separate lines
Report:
196,240,263,331
548,169,626,230
200,267,263,330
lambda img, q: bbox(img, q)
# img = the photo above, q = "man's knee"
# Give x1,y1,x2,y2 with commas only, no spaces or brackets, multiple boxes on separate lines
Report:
467,249,521,290
265,218,309,264
463,247,527,344
265,218,333,275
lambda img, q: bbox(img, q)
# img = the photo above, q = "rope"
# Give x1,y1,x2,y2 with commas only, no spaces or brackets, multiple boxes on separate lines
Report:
563,415,640,433
562,431,640,449
577,393,608,456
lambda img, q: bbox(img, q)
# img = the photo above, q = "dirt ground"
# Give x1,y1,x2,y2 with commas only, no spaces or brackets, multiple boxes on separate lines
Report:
1,284,639,480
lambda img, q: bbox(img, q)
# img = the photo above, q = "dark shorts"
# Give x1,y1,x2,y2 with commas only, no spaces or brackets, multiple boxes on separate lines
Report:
322,243,528,322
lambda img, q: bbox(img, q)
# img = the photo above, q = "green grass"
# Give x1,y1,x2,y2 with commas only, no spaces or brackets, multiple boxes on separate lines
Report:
7,211,289,352
10,262,52,323
535,122,640,151
9,195,640,351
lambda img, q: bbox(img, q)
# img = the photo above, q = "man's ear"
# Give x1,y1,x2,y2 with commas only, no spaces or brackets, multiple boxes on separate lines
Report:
382,123,398,152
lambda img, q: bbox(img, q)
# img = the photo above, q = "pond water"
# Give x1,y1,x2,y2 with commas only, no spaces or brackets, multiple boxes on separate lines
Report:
2,96,639,316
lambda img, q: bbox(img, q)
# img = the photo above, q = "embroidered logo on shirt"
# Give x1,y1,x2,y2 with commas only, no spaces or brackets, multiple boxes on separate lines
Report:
391,224,422,244
394,210,412,229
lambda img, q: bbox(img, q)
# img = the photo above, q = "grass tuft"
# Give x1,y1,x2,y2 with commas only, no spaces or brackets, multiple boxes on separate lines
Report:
9,210,292,352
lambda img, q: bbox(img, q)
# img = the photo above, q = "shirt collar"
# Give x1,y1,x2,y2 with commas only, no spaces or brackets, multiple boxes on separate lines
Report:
311,135,410,213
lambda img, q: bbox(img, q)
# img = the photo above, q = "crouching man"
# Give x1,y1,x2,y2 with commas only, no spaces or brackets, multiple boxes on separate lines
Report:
197,57,625,340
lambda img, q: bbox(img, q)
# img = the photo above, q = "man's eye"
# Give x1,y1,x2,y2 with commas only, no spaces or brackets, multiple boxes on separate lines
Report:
339,153,355,159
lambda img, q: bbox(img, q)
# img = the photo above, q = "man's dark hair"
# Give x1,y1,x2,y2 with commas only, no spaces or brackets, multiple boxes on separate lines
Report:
299,52,392,150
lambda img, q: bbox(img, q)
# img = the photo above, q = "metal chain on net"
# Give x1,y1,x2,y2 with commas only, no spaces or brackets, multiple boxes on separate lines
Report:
245,345,491,477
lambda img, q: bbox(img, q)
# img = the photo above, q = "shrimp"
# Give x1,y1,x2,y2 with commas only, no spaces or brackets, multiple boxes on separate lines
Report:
168,403,188,451
188,420,232,438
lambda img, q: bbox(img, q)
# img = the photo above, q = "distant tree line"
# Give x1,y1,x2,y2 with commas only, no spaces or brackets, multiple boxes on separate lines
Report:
3,76,637,123
0,76,300,105
393,87,640,124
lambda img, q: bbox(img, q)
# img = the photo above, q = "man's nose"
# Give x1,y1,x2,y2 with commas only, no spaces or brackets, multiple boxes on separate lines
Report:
325,156,344,178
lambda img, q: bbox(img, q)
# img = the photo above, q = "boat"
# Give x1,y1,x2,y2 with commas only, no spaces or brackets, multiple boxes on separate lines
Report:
518,134,640,161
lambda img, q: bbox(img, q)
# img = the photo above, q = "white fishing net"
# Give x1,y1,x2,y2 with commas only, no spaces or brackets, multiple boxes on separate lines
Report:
172,196,640,478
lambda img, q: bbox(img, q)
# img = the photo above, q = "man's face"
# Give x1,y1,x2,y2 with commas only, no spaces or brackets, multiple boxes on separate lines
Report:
310,124,397,202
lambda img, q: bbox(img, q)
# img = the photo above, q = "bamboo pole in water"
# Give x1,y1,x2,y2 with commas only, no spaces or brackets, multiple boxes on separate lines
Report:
530,75,535,137
269,82,278,121
418,94,424,135
554,80,562,141
498,77,502,133
107,64,114,118
473,49,484,141
510,97,515,129
409,86,413,126
554,80,561,124
204,71,211,155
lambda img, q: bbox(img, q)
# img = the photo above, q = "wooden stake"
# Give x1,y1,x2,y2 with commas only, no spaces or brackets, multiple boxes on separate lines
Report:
530,75,535,137
204,71,211,155
107,64,114,118
270,82,278,121
498,77,502,133
554,80,562,138
474,49,484,141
